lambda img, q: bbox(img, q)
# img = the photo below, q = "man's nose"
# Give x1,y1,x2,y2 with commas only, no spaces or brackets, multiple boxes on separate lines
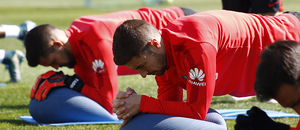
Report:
51,64,59,70
137,69,147,78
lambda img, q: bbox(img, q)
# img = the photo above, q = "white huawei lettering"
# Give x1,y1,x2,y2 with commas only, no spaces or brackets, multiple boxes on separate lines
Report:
188,80,207,86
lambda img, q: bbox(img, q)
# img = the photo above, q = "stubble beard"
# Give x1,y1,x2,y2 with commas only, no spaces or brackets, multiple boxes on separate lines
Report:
65,49,76,68
154,52,167,76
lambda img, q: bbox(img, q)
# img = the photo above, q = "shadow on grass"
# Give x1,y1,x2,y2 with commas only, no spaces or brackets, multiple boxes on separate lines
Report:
0,105,28,110
0,80,22,84
0,119,35,126
210,100,236,104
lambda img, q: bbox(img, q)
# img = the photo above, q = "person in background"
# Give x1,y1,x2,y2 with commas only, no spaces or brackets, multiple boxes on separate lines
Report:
235,40,300,130
222,0,283,16
111,10,300,129
0,21,36,82
0,49,25,82
0,20,36,41
24,7,197,123
222,0,284,101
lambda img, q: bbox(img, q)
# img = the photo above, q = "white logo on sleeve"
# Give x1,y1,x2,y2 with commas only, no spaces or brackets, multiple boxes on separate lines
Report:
189,68,205,81
92,59,106,73
188,68,206,86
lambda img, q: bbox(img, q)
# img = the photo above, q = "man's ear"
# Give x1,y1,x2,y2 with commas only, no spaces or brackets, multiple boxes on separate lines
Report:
149,39,161,49
52,40,64,47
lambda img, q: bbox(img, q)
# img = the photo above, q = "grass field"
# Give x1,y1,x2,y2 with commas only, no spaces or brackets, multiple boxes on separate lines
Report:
0,0,300,129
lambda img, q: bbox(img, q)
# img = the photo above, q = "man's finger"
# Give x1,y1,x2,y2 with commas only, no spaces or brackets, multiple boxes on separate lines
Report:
112,108,117,113
116,91,128,99
126,87,136,95
117,112,128,120
121,118,131,127
112,99,125,108
122,113,131,120
115,106,127,116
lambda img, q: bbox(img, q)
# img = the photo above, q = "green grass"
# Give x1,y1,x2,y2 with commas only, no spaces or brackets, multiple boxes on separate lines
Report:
0,0,300,129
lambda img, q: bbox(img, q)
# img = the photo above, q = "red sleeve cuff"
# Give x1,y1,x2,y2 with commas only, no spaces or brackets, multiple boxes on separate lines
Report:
139,95,158,113
139,95,149,112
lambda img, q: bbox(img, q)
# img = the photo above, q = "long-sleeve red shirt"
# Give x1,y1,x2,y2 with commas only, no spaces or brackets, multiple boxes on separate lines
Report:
64,7,185,114
139,10,300,120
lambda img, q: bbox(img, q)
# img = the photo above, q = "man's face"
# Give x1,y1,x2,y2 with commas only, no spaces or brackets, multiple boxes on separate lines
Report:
125,51,167,78
275,84,300,114
39,48,76,69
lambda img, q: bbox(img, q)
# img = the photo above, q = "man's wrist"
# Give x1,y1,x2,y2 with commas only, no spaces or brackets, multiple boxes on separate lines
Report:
65,75,84,92
139,95,150,112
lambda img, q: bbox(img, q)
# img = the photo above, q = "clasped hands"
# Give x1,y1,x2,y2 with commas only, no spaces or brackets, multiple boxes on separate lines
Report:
112,87,142,127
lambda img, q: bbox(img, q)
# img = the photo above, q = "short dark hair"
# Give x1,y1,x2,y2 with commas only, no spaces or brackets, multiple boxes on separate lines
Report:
24,24,56,67
113,20,160,65
255,40,300,102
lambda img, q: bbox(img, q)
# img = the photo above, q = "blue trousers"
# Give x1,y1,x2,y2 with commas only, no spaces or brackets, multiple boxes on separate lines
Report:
29,88,118,123
120,108,227,130
29,88,226,130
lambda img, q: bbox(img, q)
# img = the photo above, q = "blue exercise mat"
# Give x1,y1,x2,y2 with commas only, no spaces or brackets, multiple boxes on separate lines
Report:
20,116,123,126
216,109,299,120
20,109,298,126
20,88,298,126
0,83,6,87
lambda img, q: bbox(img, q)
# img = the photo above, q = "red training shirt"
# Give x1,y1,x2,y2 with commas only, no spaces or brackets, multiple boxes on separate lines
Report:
139,10,300,120
65,7,185,114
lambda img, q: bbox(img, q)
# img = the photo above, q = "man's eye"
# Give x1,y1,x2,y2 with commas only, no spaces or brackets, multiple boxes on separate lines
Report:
291,98,300,108
137,64,144,70
140,65,144,68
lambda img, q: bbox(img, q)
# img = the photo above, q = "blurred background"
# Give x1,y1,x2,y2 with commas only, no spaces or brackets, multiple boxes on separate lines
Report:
0,0,299,129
